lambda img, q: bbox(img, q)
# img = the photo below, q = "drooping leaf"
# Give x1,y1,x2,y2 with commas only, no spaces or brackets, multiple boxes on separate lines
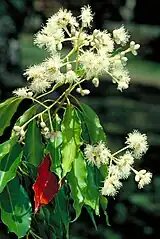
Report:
32,153,60,213
0,177,32,238
46,131,63,178
61,105,82,177
17,104,38,126
24,119,44,166
68,151,87,220
85,206,98,230
100,195,110,226
0,97,22,136
0,139,22,193
84,165,100,216
79,103,106,144
51,186,70,239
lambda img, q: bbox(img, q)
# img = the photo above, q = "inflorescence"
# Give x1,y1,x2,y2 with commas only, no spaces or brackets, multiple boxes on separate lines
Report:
13,5,152,197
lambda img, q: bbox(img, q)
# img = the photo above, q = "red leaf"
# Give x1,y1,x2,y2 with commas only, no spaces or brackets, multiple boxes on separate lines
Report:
32,153,59,213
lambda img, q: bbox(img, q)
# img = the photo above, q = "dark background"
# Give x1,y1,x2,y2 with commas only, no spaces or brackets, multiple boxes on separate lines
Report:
0,0,160,238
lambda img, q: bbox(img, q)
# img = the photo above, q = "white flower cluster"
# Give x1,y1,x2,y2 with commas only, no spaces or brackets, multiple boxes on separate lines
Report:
13,5,140,97
84,130,152,197
84,141,111,168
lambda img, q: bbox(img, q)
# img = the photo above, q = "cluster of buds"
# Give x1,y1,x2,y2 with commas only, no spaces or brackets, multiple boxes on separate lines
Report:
13,126,26,140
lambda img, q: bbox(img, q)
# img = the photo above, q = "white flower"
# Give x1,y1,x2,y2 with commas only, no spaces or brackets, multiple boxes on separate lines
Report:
73,31,89,48
24,64,46,81
29,78,51,93
84,144,95,165
110,59,131,91
95,141,111,165
51,71,65,83
47,9,78,29
44,55,62,73
120,152,134,165
90,30,114,53
135,170,152,189
80,51,110,79
65,70,77,82
125,130,148,158
84,141,111,168
113,26,130,46
80,5,93,28
101,176,122,196
34,32,56,51
130,41,140,55
13,87,31,98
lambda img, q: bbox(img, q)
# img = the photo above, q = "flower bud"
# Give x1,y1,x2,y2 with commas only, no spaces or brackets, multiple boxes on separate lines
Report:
13,126,21,132
44,127,49,132
20,129,25,137
27,92,33,97
76,88,81,94
92,77,99,87
40,122,46,128
57,42,62,51
81,89,90,96
66,63,72,71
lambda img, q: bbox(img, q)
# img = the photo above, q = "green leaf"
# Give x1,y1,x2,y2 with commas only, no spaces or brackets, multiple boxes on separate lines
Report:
17,104,38,126
0,139,13,160
24,119,44,166
0,97,22,136
100,195,110,226
84,165,100,216
51,186,70,238
68,151,87,220
75,109,90,142
79,103,106,144
85,206,98,230
0,177,32,238
61,106,82,177
46,131,63,178
0,139,22,193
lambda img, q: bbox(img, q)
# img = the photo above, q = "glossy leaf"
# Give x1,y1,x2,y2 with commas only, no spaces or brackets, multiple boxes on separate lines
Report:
84,165,100,216
0,140,22,193
80,103,106,144
46,131,63,178
24,119,44,166
68,151,87,219
32,153,59,213
61,106,82,177
0,97,22,136
17,104,38,126
100,195,110,226
86,206,98,230
0,177,32,238
51,186,70,239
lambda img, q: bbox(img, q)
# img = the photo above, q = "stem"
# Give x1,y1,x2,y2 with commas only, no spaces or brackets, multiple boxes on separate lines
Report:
37,82,61,99
31,97,48,109
63,48,76,61
30,230,42,239
69,94,81,107
112,146,130,156
48,109,54,131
